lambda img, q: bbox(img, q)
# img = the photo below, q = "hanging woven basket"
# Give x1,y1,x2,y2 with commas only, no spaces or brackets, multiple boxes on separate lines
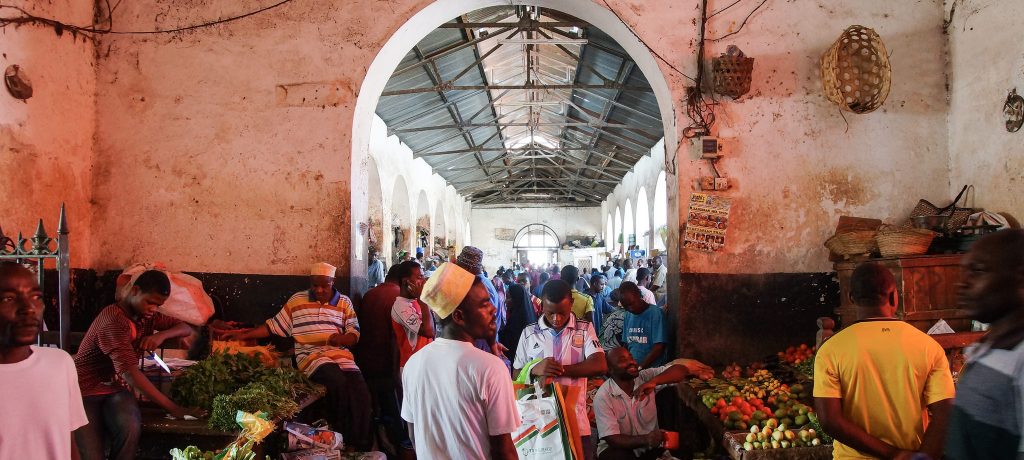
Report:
713,46,755,99
821,25,891,114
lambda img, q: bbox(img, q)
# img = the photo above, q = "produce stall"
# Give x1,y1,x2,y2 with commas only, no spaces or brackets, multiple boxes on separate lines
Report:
137,346,370,460
680,345,834,460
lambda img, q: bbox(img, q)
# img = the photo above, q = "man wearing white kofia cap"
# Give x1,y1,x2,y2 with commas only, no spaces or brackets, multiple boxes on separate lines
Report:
224,262,373,451
401,262,520,460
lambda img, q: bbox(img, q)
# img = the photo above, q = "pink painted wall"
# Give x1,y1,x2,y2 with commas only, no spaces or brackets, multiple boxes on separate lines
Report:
0,0,96,267
76,0,952,277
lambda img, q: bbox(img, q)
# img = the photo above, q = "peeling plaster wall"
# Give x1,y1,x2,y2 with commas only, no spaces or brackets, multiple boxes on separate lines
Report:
469,207,602,274
661,0,952,274
0,0,95,267
91,0,437,276
947,0,1024,219
90,0,950,280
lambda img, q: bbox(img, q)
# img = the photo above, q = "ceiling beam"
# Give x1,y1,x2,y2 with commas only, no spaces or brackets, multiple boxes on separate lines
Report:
391,26,516,78
436,21,587,29
389,121,661,134
381,83,653,97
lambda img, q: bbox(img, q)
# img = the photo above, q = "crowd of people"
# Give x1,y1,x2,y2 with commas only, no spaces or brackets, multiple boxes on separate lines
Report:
1,230,1023,460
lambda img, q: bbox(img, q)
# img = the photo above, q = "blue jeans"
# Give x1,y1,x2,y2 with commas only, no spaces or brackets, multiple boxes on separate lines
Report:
75,391,141,460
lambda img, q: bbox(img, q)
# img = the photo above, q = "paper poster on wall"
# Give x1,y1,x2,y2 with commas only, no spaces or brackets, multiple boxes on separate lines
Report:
683,193,732,253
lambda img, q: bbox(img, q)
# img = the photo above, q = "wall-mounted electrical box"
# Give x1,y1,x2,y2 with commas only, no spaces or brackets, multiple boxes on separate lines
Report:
690,136,724,159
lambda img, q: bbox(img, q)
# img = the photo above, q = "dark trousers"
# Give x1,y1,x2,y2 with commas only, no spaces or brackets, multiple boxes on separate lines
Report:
310,364,374,451
598,447,662,460
75,391,141,460
365,375,411,449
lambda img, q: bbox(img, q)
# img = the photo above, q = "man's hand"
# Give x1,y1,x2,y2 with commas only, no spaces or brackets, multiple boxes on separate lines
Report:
169,406,207,420
645,429,666,449
676,359,715,380
493,342,508,357
635,380,658,400
139,332,167,353
530,358,564,377
219,329,248,341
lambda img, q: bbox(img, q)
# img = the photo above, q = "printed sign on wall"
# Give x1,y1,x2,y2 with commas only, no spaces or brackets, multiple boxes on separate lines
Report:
684,193,732,253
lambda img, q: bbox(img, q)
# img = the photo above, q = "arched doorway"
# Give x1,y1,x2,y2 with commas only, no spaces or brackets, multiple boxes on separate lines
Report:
432,202,446,258
624,199,634,252
513,223,560,267
636,187,651,252
653,171,668,252
390,176,412,264
349,0,681,310
606,213,614,251
415,190,431,258
367,156,384,261
614,207,623,255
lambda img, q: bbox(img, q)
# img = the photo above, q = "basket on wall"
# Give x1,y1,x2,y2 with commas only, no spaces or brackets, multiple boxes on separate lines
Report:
713,45,754,99
821,25,892,114
824,230,878,259
876,227,936,257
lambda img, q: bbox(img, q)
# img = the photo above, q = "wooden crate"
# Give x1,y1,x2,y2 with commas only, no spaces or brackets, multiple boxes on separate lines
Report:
835,254,970,332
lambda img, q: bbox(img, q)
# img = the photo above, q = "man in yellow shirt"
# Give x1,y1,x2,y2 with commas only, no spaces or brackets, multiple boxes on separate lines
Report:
561,265,594,321
813,262,955,459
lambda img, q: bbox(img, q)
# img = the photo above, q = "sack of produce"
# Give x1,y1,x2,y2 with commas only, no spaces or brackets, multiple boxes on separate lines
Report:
117,262,215,326
280,448,341,460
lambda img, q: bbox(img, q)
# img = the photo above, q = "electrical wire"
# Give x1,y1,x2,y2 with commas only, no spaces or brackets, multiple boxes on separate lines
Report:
0,0,295,37
707,0,745,20
598,0,697,84
709,0,768,42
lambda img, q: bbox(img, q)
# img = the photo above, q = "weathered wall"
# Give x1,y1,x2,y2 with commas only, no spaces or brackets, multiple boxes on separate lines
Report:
0,0,95,267
469,206,602,273
947,0,1024,220
666,0,951,274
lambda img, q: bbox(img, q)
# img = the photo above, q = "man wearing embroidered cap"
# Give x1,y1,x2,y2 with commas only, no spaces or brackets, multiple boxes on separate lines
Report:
224,261,373,451
401,262,520,460
456,246,510,361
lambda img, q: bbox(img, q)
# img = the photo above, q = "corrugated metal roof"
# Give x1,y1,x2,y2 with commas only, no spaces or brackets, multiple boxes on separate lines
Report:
374,6,663,206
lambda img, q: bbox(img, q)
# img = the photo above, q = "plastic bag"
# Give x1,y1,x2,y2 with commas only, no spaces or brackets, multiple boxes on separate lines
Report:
117,262,215,326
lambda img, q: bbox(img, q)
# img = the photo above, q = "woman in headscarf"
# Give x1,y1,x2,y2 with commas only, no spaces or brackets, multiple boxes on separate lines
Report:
499,282,537,362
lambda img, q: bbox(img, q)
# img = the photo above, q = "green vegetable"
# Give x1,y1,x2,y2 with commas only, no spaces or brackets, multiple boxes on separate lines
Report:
171,351,268,409
807,412,833,444
209,383,299,432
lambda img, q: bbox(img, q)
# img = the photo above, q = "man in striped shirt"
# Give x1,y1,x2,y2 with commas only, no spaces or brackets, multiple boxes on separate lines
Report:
225,262,373,451
74,270,201,460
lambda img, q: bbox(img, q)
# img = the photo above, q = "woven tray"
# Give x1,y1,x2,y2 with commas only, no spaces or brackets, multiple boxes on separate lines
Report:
876,228,936,257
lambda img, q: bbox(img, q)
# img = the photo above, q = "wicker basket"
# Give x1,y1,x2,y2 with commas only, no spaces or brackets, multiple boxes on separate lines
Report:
821,25,891,114
825,230,878,258
876,227,936,257
713,51,755,99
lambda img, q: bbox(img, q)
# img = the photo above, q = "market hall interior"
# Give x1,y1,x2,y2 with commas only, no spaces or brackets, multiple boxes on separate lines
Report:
2,0,1021,370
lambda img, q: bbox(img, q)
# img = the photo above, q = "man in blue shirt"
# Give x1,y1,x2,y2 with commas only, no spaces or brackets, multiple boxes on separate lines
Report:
586,274,615,339
618,281,667,369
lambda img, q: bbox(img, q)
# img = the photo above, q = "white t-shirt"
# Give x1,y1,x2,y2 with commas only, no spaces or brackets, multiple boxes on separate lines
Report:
623,268,638,284
651,265,668,296
639,286,657,306
513,315,603,436
0,346,88,459
593,365,671,456
401,338,520,460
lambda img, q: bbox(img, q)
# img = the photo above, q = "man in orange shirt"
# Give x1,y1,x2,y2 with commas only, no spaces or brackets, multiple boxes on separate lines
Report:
813,262,955,459
391,261,434,372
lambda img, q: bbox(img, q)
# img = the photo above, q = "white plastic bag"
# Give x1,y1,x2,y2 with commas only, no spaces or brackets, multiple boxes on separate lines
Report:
116,262,215,326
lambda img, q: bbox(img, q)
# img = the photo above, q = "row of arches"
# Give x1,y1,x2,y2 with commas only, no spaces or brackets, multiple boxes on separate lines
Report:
365,116,470,266
606,170,668,254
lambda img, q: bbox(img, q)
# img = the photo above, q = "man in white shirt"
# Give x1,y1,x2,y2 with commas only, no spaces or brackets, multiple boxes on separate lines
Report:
592,347,712,460
513,280,607,460
401,262,520,460
622,259,638,284
635,268,657,307
0,262,88,459
649,256,668,307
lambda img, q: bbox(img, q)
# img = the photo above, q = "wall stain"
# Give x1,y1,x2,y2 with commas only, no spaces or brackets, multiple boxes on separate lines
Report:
815,168,871,206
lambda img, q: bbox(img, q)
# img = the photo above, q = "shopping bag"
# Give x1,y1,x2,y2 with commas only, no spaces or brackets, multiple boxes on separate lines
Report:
552,383,584,460
512,381,577,460
116,262,215,326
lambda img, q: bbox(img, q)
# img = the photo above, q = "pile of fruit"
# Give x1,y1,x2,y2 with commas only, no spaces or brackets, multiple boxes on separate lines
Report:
721,363,743,380
708,396,769,431
741,421,823,451
778,344,815,365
